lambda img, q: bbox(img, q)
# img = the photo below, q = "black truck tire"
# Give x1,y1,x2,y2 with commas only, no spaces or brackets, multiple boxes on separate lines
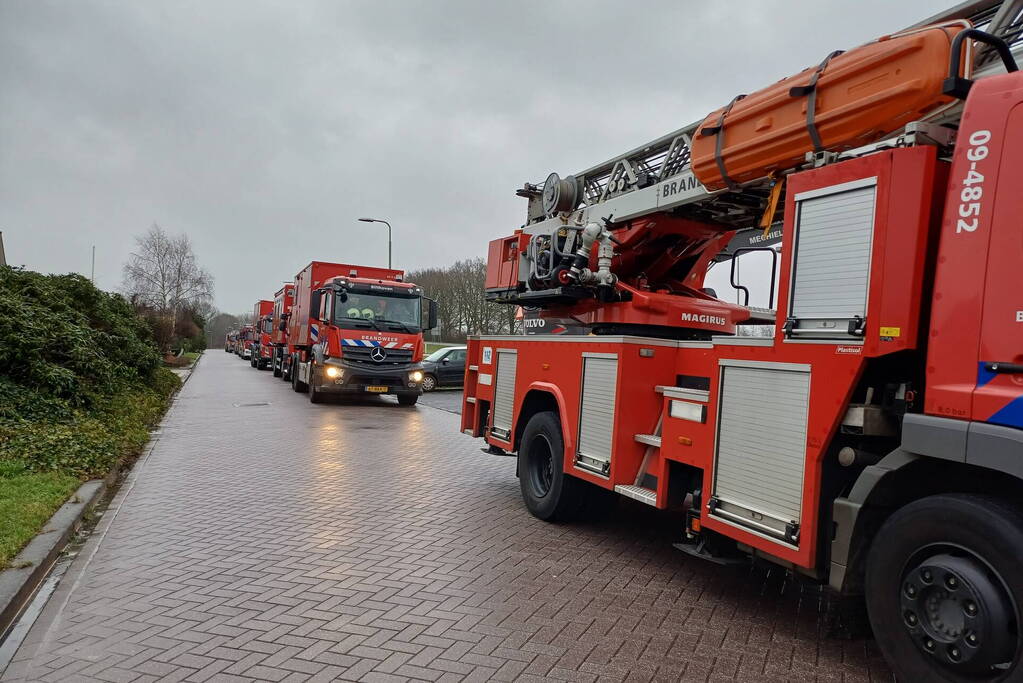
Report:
517,411,593,522
865,494,1023,682
291,356,307,393
309,376,324,404
272,350,283,377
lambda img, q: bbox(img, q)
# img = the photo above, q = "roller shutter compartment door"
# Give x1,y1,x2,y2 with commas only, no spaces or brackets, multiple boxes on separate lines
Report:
710,361,811,545
788,179,877,339
491,350,517,441
575,355,618,476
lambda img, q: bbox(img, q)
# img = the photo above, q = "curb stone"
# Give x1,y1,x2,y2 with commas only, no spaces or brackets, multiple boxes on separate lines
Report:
0,480,104,640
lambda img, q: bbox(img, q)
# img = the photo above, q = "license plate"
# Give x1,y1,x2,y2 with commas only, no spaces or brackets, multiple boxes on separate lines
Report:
365,386,388,393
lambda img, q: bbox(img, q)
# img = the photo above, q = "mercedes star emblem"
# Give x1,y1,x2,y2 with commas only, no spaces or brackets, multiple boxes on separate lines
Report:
370,347,387,362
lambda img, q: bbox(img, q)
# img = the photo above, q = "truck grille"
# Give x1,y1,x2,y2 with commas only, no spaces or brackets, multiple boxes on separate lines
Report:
341,346,413,368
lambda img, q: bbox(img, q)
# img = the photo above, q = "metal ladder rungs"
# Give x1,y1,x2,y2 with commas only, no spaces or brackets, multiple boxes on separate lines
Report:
634,433,662,448
615,485,657,506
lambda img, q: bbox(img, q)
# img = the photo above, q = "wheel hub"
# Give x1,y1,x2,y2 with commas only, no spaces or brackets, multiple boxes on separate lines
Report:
900,553,1015,673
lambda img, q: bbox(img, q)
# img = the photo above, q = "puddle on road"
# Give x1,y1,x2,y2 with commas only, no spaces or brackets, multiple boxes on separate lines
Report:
232,402,272,408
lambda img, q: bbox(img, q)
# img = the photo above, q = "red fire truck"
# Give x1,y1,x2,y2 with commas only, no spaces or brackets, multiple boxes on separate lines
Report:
249,299,274,369
461,6,1023,680
270,283,295,378
285,261,438,405
236,324,255,360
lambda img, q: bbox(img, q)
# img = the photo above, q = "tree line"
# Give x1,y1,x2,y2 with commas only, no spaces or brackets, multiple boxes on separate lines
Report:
407,258,517,341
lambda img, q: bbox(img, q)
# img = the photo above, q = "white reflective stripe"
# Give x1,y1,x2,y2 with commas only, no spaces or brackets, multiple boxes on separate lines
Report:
385,342,397,348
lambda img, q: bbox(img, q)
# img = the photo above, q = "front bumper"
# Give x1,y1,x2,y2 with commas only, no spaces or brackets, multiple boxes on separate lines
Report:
312,360,423,395
242,348,252,358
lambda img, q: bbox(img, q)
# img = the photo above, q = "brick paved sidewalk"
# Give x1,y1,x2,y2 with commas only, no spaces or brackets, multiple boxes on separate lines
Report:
2,352,893,682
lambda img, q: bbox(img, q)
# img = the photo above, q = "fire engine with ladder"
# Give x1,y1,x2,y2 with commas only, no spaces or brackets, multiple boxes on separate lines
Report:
460,2,1023,679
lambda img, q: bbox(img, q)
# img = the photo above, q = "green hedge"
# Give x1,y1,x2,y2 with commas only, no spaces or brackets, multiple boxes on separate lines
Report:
0,267,161,406
0,266,180,477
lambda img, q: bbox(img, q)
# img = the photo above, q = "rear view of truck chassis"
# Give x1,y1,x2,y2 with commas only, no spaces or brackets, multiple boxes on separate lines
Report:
461,4,1023,680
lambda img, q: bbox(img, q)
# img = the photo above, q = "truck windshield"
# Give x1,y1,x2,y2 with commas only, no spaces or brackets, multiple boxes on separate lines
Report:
334,293,420,331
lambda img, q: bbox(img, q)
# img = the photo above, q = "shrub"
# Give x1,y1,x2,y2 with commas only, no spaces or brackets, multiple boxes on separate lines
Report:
0,266,161,407
0,266,180,477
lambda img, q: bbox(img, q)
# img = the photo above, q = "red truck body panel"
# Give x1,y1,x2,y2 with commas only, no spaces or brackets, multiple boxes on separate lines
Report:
927,72,1023,428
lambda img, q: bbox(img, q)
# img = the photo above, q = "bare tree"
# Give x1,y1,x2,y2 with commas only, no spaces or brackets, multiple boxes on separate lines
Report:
122,224,214,348
408,257,513,340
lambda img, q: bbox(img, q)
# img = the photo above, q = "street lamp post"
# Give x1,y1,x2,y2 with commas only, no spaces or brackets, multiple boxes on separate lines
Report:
358,218,392,269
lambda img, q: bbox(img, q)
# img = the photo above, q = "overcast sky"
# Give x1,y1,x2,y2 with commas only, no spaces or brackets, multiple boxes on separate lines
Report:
1,0,946,313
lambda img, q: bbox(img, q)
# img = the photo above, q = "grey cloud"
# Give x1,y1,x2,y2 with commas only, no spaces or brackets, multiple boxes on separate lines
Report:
0,0,945,312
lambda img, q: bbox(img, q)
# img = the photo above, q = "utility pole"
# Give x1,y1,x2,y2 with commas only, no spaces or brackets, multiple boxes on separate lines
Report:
91,245,96,283
0,231,6,267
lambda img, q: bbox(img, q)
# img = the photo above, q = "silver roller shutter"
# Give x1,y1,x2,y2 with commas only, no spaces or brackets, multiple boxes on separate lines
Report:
788,178,877,338
576,354,618,476
491,350,517,441
711,361,810,545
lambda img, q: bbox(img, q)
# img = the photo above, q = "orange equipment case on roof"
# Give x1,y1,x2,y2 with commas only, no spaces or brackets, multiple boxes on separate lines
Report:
690,23,969,191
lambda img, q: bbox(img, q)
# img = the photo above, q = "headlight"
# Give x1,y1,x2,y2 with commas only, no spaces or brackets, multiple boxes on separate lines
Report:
410,370,424,382
325,366,341,379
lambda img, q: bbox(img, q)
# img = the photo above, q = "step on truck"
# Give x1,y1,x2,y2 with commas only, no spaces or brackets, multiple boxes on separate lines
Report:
250,299,273,369
461,4,1023,680
285,261,438,405
270,283,295,378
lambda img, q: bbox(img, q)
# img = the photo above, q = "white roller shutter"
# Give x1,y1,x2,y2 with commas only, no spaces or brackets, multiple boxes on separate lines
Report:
711,361,810,545
491,350,517,441
576,354,618,476
788,178,876,338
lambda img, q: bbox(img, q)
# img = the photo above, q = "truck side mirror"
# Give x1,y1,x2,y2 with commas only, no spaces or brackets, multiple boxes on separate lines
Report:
423,298,438,330
278,321,287,332
319,292,332,324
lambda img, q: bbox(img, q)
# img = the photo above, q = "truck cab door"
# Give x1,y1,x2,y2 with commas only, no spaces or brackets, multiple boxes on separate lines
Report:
974,101,1023,429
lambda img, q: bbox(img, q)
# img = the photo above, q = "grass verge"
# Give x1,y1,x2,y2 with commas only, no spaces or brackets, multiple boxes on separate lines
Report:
0,461,78,567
